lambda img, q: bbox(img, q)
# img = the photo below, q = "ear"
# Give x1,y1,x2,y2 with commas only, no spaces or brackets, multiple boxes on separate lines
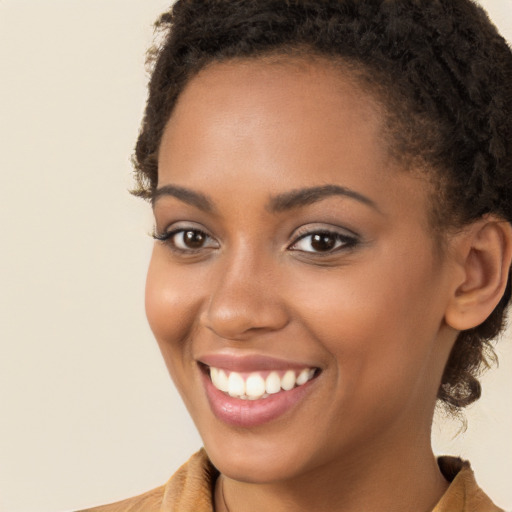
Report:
445,216,512,331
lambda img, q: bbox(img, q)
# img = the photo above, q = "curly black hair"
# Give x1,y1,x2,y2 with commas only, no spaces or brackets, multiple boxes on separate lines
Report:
133,0,512,412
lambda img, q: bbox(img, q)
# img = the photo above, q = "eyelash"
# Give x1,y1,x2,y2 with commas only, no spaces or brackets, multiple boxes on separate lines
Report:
289,230,358,254
152,228,218,253
152,227,359,255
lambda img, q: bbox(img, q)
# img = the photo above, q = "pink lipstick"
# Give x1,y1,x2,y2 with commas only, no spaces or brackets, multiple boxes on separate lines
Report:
198,355,320,428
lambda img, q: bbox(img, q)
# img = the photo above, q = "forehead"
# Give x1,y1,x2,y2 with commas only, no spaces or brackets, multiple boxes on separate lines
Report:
160,57,389,180
166,56,384,132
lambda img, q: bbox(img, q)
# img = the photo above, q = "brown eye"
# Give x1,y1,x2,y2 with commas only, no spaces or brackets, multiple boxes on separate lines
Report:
152,227,219,252
311,233,336,252
182,230,206,249
289,230,358,254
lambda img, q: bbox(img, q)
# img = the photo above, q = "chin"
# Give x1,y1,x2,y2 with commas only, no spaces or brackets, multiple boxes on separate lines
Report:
200,426,321,485
208,448,301,484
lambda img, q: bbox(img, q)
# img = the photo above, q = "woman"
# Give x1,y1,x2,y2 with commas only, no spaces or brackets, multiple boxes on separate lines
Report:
81,0,512,510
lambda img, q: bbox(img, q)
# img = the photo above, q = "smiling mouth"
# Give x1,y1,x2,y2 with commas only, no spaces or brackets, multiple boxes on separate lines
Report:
198,359,322,427
205,366,319,400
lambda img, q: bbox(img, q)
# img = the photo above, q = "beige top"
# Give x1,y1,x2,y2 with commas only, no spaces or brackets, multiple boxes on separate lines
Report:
78,450,504,512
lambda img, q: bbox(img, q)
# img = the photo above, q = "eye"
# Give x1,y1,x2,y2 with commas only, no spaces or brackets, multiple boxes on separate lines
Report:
289,230,357,253
153,227,219,252
173,229,210,250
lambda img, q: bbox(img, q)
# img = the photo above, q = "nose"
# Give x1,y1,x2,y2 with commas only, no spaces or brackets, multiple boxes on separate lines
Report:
200,251,289,341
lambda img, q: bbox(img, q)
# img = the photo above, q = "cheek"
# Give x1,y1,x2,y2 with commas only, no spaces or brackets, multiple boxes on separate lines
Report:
145,247,202,374
288,248,443,393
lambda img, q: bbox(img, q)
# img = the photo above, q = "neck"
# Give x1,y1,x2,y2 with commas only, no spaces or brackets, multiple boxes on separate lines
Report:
215,430,449,512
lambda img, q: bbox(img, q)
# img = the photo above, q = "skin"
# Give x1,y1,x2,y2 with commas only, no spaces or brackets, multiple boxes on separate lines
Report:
146,57,478,512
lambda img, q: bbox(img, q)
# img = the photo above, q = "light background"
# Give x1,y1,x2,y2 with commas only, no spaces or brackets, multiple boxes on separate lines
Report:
0,1,511,511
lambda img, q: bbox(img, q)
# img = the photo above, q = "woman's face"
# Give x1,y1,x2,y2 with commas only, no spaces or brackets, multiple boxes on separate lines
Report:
146,58,459,483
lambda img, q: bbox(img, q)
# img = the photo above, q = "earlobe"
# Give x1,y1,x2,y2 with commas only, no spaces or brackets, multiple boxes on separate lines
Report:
445,217,512,331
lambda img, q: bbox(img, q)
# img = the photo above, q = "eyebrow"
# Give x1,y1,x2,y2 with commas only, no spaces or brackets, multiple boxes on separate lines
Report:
152,183,379,214
152,184,215,213
268,185,379,213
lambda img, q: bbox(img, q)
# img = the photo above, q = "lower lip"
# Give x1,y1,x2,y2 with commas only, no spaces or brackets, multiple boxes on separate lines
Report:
201,369,317,428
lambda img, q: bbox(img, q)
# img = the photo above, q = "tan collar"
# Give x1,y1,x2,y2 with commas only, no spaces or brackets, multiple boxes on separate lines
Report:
78,450,503,512
161,451,504,512
432,456,503,512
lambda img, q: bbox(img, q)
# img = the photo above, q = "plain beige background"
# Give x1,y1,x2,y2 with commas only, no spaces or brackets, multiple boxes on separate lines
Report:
0,1,511,511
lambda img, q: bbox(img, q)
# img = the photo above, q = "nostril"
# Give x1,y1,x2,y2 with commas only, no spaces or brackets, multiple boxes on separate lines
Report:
201,297,289,341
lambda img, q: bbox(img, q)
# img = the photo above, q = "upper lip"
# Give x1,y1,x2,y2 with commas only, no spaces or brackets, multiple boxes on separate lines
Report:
197,353,319,372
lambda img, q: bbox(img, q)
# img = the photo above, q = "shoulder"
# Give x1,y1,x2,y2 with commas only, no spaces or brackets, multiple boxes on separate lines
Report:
76,449,218,512
75,486,165,512
433,456,504,512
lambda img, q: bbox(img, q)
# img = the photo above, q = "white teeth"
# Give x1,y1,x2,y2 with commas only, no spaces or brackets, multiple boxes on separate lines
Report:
210,368,229,392
209,367,317,399
228,372,245,397
265,372,281,394
296,368,311,386
217,369,229,392
245,374,266,398
281,370,296,391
